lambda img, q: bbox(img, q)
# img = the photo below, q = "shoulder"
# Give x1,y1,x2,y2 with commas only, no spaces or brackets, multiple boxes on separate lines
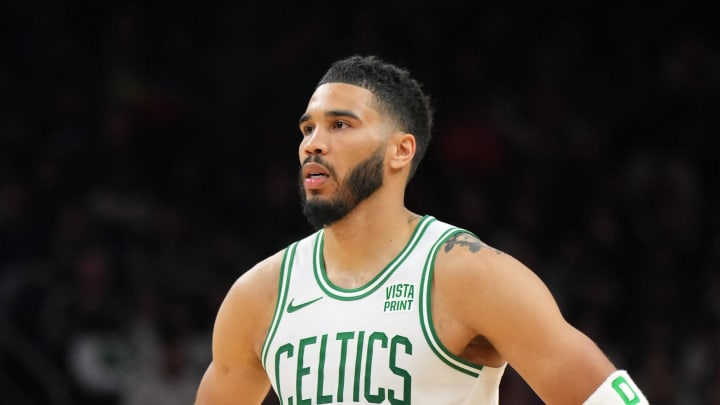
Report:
229,248,285,303
213,249,286,359
433,231,555,331
434,231,514,282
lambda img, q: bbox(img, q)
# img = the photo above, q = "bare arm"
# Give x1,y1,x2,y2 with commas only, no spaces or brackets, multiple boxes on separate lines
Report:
196,251,284,405
436,234,616,405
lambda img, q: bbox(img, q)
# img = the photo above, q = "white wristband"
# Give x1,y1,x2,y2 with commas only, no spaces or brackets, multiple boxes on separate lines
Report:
582,370,649,404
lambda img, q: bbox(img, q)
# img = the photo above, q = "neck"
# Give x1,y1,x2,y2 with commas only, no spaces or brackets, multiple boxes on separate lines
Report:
321,196,421,283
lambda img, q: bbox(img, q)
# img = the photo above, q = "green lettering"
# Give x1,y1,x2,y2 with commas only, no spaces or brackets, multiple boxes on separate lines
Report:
316,334,332,404
365,332,388,403
275,343,294,405
389,336,412,405
353,331,365,402
383,301,391,312
390,301,398,311
336,332,355,401
407,284,414,299
296,336,316,405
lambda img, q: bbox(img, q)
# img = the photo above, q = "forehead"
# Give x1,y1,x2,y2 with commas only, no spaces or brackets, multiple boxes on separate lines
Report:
303,83,379,120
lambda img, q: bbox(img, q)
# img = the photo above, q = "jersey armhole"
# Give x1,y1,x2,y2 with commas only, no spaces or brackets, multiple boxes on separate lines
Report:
260,242,297,368
419,227,485,378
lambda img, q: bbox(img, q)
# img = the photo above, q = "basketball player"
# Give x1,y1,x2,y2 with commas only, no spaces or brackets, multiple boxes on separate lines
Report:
196,56,648,404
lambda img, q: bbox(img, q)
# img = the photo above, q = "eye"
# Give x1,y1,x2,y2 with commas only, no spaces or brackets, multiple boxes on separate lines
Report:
332,120,349,130
301,125,314,136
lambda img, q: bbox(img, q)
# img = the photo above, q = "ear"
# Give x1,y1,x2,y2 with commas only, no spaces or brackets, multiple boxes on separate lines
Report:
388,132,416,170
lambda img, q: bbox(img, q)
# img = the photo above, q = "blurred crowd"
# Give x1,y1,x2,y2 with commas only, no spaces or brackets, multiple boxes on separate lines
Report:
1,1,718,404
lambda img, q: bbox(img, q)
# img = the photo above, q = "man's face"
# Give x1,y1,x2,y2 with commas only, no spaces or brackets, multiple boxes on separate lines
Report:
297,83,391,229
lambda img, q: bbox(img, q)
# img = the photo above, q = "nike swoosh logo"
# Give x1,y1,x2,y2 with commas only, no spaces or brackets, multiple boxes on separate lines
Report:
286,296,323,313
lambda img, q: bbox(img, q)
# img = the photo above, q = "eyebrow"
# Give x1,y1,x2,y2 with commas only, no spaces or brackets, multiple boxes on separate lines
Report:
298,109,361,125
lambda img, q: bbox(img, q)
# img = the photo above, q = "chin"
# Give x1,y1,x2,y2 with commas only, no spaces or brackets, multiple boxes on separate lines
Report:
306,190,327,199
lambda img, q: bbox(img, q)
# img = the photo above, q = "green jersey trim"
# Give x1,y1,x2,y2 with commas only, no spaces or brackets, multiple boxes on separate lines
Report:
420,228,484,378
313,215,436,300
261,242,297,369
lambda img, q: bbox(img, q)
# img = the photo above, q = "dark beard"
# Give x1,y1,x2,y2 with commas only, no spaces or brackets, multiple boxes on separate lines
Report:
299,147,384,229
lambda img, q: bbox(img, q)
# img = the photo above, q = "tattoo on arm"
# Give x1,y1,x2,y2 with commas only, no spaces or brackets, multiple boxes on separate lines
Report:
443,233,502,255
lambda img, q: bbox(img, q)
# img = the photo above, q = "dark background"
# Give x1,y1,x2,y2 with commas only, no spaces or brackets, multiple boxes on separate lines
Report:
1,1,718,404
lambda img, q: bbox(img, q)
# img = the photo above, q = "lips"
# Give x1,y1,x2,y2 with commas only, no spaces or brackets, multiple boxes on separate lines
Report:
302,162,331,189
302,162,330,178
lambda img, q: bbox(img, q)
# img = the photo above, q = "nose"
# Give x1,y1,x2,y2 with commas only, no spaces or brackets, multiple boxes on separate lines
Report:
302,129,328,156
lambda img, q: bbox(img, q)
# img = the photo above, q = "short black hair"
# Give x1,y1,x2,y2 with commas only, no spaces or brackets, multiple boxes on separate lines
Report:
317,55,433,180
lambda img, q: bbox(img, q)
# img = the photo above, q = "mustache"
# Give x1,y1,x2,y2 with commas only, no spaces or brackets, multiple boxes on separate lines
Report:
302,155,327,166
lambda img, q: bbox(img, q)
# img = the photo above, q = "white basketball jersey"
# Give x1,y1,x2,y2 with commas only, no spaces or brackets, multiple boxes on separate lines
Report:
261,216,506,404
